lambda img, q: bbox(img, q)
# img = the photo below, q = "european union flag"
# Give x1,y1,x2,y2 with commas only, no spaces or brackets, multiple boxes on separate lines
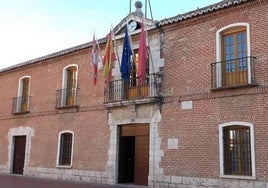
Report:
120,26,132,82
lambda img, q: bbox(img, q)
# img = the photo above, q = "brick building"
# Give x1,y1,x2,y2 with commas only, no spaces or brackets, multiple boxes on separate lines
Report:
0,0,267,187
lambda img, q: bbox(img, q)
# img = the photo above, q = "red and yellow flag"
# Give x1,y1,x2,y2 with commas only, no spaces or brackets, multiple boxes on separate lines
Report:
102,31,116,84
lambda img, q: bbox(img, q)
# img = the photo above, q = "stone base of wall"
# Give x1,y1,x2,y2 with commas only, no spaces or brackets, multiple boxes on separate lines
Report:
1,167,268,188
148,175,268,188
0,166,114,185
26,167,114,185
0,165,8,173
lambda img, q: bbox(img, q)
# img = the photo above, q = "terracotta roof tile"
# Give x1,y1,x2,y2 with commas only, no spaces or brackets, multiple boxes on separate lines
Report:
157,0,249,26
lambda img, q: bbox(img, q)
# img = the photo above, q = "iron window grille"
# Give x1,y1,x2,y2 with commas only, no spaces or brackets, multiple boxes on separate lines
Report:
12,96,30,114
58,133,73,166
211,56,256,90
104,73,161,103
55,88,79,108
223,126,252,176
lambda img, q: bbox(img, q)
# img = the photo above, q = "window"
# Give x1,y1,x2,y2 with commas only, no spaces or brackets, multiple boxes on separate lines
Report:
65,66,77,89
129,49,149,87
13,76,31,113
222,28,247,86
126,49,149,99
65,66,77,106
57,131,74,167
219,122,255,178
56,65,78,108
213,23,255,89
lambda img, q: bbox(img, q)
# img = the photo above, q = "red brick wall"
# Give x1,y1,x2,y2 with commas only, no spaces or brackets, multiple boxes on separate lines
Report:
0,0,267,185
0,47,110,171
159,0,268,181
25,110,109,170
160,1,268,96
160,94,268,180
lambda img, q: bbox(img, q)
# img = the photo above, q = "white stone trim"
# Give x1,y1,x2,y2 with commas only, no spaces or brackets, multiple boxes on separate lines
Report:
17,76,31,97
56,130,74,168
105,109,163,185
149,109,163,183
7,127,34,174
105,113,118,184
16,76,31,112
27,167,110,184
181,101,193,110
218,121,256,179
215,22,251,87
18,167,268,188
62,64,78,89
148,174,266,188
61,64,78,106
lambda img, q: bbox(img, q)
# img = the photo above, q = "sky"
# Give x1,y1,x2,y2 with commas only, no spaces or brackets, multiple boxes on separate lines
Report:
0,0,219,69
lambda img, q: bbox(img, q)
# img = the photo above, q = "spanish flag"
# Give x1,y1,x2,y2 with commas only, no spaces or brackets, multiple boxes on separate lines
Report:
102,31,116,84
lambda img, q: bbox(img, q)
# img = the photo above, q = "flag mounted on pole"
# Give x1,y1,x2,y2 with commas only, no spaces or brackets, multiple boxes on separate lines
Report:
120,26,132,82
138,18,148,85
91,33,100,86
102,31,116,84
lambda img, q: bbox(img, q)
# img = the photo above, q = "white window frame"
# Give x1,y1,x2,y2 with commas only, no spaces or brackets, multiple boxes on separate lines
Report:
219,121,256,179
61,64,78,106
17,76,31,112
215,22,251,88
56,130,74,168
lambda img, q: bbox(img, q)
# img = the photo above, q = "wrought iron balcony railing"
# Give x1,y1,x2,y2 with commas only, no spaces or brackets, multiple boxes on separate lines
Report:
12,96,30,114
211,56,256,90
56,88,79,108
104,73,161,104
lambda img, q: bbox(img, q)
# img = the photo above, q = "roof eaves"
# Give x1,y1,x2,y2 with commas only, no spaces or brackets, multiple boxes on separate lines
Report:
157,0,249,26
0,0,251,73
0,37,107,73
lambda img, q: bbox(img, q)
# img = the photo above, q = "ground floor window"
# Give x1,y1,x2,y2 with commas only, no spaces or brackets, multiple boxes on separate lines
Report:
219,122,255,178
223,126,251,175
57,131,74,167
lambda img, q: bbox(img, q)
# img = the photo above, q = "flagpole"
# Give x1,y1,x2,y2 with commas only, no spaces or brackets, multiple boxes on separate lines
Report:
111,24,121,68
94,33,102,65
148,0,153,20
129,0,132,14
145,0,147,20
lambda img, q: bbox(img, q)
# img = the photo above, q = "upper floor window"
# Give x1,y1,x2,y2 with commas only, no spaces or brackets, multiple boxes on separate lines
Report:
222,27,247,86
124,49,150,99
219,122,255,178
104,24,161,104
211,23,256,89
129,49,149,87
57,131,74,167
12,76,31,114
56,65,79,108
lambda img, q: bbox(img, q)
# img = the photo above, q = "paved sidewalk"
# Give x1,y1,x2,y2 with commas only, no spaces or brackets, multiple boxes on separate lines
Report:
0,174,147,188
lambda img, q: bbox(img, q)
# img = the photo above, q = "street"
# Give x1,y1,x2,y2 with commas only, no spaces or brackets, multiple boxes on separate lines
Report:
0,174,145,188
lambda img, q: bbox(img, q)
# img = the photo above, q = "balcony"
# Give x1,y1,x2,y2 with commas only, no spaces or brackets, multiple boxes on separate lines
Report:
104,74,161,107
211,56,256,90
12,96,30,114
56,88,79,108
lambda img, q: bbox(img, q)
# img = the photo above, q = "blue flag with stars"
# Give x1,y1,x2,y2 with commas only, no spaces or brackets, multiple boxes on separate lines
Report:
120,26,132,82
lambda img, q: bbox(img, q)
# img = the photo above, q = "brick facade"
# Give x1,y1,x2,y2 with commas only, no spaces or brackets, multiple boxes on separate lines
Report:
156,1,268,187
0,0,267,187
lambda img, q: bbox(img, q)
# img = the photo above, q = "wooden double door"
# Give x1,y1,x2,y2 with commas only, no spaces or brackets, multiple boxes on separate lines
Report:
118,124,149,186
